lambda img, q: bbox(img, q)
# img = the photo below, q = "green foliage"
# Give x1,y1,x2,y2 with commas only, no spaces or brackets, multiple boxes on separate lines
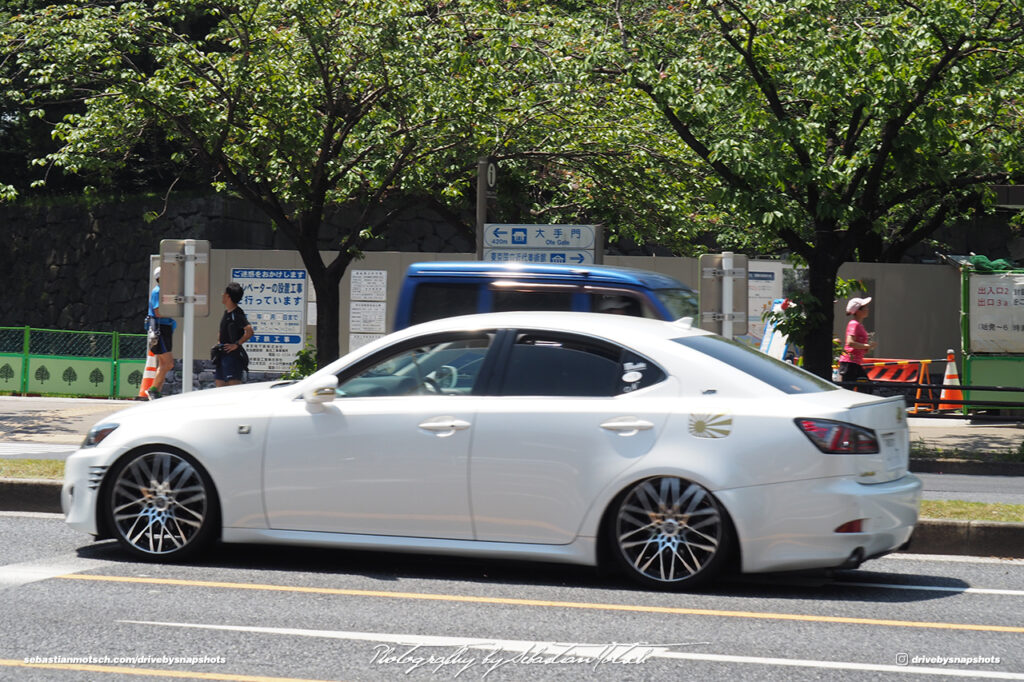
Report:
281,339,318,380
539,0,1024,375
9,0,654,361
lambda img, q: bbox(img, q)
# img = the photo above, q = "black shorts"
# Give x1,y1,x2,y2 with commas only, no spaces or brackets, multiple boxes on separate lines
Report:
215,352,245,382
838,362,872,392
154,325,174,355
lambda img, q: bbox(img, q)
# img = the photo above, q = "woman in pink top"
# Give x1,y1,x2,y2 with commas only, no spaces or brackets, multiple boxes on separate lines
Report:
838,297,876,388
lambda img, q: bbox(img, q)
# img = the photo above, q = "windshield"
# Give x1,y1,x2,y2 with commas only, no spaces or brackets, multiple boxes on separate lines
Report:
673,335,837,394
656,288,700,320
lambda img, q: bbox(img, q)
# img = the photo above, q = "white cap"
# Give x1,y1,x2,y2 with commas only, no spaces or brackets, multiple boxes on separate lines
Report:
154,266,161,280
846,296,871,314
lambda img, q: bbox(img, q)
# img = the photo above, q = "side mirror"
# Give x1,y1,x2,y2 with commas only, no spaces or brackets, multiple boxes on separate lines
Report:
302,375,338,406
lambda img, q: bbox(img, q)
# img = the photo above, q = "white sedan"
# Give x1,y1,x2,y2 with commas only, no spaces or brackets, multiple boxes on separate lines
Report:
63,312,921,590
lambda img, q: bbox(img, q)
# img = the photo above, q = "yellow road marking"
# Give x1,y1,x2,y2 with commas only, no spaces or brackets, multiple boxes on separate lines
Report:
0,659,332,681
58,573,1024,634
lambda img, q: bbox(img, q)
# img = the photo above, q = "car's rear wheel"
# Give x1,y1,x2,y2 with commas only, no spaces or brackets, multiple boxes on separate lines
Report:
105,447,218,561
610,476,730,590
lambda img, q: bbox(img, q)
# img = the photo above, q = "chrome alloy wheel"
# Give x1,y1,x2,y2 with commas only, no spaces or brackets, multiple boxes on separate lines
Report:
614,476,727,588
108,450,210,558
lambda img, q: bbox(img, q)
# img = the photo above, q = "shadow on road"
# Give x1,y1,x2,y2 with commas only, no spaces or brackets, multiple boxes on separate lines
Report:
74,540,967,605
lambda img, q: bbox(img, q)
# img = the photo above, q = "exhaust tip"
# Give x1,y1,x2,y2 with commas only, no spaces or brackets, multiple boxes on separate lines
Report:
839,547,865,570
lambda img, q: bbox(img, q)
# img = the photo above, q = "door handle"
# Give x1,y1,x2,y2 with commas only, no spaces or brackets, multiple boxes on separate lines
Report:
600,417,654,437
418,417,471,438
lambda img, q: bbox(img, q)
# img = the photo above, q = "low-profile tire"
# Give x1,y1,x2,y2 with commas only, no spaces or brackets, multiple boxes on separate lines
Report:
609,476,731,590
103,447,218,561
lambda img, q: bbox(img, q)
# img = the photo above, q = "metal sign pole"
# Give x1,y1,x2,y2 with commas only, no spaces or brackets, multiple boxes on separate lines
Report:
183,240,195,393
722,251,734,340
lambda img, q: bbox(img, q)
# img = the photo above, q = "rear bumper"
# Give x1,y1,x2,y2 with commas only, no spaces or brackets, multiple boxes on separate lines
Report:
717,474,922,574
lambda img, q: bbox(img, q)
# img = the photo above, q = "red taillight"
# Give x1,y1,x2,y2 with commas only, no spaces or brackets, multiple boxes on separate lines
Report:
795,418,879,454
835,519,866,533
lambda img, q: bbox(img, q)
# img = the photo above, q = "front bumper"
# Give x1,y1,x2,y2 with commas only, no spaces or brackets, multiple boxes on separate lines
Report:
62,447,116,536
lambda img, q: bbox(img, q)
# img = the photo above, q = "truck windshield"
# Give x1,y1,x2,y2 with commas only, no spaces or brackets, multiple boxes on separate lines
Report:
655,288,700,320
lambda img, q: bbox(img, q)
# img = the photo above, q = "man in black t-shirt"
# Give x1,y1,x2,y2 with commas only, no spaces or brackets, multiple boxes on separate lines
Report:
215,282,254,387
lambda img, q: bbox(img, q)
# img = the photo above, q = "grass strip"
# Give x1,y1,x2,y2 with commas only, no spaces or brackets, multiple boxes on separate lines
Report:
0,458,65,480
920,500,1024,523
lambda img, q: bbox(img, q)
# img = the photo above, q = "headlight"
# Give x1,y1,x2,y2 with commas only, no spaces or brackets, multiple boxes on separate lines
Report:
82,423,119,447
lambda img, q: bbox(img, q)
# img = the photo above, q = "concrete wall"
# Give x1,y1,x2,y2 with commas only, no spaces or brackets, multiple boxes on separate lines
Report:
836,262,962,365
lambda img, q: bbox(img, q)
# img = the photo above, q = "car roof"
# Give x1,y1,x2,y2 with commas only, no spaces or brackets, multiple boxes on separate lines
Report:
395,310,708,343
405,261,691,290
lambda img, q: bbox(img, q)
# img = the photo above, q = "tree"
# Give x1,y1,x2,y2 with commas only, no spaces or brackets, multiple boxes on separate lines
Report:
34,365,49,383
62,366,77,384
544,0,1024,377
7,1,527,363
0,363,13,383
89,367,105,386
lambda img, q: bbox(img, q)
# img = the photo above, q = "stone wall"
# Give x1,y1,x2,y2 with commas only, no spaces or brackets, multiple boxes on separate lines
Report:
0,193,475,335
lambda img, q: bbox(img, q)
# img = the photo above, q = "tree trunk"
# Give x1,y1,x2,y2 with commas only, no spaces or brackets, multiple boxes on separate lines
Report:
313,277,341,367
802,254,840,380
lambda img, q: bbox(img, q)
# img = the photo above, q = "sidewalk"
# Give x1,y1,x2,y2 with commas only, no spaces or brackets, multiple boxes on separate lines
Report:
1,397,1022,559
0,396,131,445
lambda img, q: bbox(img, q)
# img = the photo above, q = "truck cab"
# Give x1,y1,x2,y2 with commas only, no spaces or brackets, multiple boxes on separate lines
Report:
394,261,698,329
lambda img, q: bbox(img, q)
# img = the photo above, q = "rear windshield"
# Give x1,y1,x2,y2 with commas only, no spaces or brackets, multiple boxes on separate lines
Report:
672,336,837,394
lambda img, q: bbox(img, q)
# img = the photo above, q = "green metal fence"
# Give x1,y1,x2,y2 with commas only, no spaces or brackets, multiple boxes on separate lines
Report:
0,327,147,399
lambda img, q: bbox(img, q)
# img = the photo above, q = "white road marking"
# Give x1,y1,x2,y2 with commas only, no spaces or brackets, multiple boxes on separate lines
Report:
122,621,1024,679
0,511,64,519
0,442,75,456
0,556,112,590
888,553,1024,566
835,581,1024,597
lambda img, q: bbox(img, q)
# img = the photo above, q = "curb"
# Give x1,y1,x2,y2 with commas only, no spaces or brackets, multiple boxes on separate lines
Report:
2,478,1022,560
910,458,1024,476
905,519,1024,558
0,478,62,514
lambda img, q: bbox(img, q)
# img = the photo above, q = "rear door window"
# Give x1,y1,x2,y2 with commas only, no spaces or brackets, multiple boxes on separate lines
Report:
492,289,575,312
409,283,479,325
498,332,666,397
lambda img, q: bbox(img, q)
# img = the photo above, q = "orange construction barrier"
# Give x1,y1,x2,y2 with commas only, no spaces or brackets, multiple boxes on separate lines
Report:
938,349,964,411
138,350,157,398
860,357,935,410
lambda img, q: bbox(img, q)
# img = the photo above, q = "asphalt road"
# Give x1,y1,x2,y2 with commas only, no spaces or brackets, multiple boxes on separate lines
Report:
2,511,1023,681
916,472,1024,505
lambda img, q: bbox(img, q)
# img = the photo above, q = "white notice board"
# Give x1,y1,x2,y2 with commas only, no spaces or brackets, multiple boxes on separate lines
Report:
968,272,1024,353
348,270,388,352
232,268,307,372
350,270,387,301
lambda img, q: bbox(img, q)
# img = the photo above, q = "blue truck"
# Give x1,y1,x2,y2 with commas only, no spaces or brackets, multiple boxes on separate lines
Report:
394,261,699,329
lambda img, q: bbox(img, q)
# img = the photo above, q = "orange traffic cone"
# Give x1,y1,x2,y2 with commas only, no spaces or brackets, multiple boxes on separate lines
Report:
138,350,157,398
938,348,963,411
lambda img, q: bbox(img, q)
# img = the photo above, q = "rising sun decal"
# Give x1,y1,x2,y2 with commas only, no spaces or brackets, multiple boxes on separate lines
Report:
688,414,733,439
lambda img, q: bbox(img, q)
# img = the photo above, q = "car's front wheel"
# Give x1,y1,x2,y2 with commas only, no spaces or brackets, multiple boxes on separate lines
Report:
610,476,731,590
104,447,218,561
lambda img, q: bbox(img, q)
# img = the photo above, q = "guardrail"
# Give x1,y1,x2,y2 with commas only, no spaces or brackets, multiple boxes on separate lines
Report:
837,379,1024,420
0,326,147,399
